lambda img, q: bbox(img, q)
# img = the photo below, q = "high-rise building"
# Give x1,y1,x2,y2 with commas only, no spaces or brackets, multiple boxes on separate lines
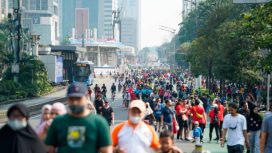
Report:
119,0,141,52
75,8,89,39
61,0,99,41
103,0,113,39
60,0,113,41
9,0,59,45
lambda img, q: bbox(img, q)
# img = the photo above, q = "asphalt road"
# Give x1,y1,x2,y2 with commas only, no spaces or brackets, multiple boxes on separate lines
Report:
28,78,228,153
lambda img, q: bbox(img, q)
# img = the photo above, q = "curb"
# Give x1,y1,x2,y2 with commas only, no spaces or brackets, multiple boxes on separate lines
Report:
0,97,67,123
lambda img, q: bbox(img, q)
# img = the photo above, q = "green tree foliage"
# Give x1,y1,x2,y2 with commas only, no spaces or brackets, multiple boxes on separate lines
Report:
3,53,53,98
180,0,272,88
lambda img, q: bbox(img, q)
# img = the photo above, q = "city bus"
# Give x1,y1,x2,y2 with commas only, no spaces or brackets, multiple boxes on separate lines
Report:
73,61,95,86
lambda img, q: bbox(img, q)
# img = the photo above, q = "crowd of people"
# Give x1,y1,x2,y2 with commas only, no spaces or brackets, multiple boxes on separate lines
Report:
0,68,271,153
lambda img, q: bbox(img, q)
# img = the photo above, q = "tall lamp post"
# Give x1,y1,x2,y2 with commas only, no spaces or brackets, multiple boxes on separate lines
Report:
8,0,22,82
160,26,176,68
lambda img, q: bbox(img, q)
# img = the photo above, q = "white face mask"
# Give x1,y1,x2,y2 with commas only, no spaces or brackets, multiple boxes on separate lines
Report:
129,116,142,124
8,119,27,131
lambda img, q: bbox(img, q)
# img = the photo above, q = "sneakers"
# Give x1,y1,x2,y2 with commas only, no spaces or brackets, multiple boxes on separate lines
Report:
184,138,190,141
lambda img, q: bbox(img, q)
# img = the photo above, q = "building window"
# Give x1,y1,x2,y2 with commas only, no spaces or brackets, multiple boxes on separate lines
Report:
41,0,48,10
53,6,58,15
36,0,41,10
30,0,36,10
22,0,29,9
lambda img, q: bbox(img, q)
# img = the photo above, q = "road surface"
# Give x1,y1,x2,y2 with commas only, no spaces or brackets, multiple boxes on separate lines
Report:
28,77,228,153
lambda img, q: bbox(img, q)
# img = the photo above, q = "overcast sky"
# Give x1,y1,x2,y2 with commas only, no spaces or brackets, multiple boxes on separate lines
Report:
141,0,182,49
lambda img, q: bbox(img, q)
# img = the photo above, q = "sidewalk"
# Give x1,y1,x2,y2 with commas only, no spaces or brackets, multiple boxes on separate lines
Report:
0,77,113,120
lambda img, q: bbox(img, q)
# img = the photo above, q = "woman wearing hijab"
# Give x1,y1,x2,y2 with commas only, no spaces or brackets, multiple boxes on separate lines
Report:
51,102,67,118
0,104,47,153
36,104,52,140
247,105,262,153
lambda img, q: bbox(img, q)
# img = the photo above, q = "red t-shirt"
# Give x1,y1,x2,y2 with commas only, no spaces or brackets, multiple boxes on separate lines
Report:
190,105,205,124
130,93,136,100
218,104,224,121
158,88,165,96
209,110,220,125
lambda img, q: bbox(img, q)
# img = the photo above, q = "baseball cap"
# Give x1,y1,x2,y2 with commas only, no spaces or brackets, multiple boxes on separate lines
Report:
129,100,146,113
67,82,88,97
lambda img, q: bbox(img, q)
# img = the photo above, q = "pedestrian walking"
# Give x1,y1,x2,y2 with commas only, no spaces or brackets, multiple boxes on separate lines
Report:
247,105,262,153
102,100,114,126
51,102,67,118
190,99,206,141
95,95,104,115
36,104,53,140
220,102,250,153
45,82,112,153
260,110,272,153
161,99,177,132
0,104,47,153
154,97,164,132
112,100,160,153
175,98,189,141
208,105,220,142
192,121,202,145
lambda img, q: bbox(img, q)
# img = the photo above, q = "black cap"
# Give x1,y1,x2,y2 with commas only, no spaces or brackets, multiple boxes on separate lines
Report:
67,82,87,97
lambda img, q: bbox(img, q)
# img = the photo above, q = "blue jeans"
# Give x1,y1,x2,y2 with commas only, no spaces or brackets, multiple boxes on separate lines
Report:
227,144,244,153
249,130,260,153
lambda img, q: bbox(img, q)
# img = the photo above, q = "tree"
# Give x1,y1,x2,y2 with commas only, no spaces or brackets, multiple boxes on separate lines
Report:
62,35,71,45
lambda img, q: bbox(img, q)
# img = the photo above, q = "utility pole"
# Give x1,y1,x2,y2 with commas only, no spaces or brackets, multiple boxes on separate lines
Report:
112,9,121,42
81,13,85,47
8,0,22,82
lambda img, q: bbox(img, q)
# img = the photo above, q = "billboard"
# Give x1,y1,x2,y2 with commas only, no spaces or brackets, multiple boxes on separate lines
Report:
233,0,272,3
55,56,64,83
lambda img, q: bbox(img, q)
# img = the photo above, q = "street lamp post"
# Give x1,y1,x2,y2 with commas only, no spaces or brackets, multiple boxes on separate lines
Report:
8,0,22,82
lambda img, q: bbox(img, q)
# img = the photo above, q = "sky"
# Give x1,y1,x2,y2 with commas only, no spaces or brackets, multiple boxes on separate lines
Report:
141,0,182,49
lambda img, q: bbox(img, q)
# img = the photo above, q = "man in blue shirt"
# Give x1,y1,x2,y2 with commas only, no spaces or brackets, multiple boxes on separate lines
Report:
161,100,176,132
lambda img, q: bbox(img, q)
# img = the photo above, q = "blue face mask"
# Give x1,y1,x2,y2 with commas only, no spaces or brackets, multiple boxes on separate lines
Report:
8,119,27,131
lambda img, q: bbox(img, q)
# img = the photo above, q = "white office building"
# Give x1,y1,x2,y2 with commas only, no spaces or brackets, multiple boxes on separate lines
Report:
8,0,59,45
102,0,113,39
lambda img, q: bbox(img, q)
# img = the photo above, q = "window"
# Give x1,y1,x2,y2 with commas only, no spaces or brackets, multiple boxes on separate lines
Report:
53,6,58,15
36,0,41,10
22,0,29,9
41,0,48,10
30,0,36,10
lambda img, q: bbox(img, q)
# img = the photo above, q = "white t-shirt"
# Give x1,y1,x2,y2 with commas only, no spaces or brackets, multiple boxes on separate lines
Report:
223,114,247,146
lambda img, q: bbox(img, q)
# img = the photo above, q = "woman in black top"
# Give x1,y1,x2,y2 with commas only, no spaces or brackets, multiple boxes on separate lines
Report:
247,105,262,153
0,104,47,153
102,100,114,126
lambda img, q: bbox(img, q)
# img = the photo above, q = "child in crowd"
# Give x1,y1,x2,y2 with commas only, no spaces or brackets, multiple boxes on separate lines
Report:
193,121,202,145
159,130,183,153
